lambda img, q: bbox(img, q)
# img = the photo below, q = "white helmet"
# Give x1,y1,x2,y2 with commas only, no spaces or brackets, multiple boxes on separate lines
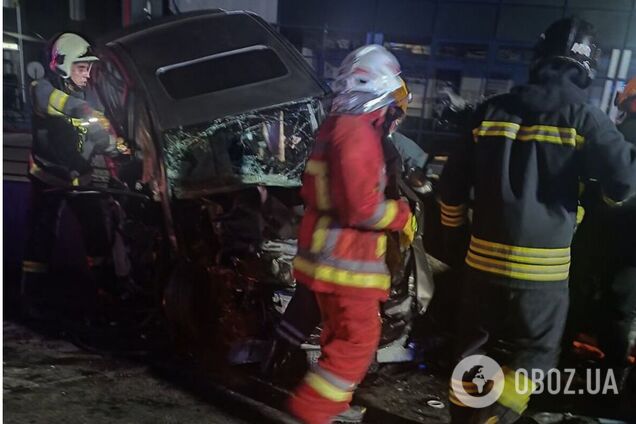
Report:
49,33,99,78
331,44,406,114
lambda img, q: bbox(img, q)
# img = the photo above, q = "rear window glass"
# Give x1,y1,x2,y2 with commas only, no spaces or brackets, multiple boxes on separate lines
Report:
157,46,288,100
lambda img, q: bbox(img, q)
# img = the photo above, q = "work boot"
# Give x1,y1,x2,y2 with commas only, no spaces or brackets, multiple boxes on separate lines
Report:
332,405,366,423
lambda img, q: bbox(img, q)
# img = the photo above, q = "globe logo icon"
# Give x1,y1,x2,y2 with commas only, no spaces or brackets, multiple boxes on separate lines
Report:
472,367,488,393
451,355,505,408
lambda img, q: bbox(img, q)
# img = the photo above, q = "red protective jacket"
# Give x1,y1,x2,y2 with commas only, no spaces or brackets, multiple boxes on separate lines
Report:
293,110,412,300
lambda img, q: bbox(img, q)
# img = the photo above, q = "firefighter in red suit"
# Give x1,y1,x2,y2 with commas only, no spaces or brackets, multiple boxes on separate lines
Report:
287,45,417,424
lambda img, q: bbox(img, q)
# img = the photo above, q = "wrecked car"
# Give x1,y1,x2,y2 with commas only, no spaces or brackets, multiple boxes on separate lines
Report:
91,9,434,365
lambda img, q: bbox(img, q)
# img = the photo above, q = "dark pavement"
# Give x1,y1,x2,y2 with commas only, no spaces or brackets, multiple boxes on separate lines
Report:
3,321,253,424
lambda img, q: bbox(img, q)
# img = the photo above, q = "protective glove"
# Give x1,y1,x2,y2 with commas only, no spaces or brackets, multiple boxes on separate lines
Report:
86,112,130,157
400,213,418,249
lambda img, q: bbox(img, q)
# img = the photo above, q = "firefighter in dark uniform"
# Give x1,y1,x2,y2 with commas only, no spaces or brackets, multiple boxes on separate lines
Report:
21,33,121,320
596,77,636,388
440,18,636,423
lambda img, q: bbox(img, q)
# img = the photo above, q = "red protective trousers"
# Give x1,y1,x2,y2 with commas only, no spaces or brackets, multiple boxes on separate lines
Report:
288,291,381,424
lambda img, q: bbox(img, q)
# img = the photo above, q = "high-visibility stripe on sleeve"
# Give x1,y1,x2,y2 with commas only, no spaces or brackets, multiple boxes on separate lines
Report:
440,201,467,227
47,89,69,116
441,215,466,227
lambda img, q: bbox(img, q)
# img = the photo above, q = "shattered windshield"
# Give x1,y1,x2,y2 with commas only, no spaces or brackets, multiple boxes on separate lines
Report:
164,98,323,198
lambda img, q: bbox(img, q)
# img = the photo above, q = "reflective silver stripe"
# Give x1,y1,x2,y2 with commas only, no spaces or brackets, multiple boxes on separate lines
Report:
358,201,387,228
324,227,340,256
312,364,357,392
296,249,388,274
378,166,386,194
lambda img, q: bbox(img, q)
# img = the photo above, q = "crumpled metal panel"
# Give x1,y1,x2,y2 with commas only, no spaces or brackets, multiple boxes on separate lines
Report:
163,98,323,198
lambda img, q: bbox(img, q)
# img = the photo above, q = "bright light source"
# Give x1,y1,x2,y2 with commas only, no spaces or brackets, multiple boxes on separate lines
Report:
88,117,98,123
3,42,19,51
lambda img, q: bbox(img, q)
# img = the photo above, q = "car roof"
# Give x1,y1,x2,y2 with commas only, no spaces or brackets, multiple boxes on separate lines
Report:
104,10,328,130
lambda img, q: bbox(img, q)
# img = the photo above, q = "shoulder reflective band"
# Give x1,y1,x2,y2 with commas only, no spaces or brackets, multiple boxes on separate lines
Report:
473,121,584,148
47,89,70,116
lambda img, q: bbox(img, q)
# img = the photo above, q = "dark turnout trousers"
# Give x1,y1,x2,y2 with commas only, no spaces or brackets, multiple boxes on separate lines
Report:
449,269,569,424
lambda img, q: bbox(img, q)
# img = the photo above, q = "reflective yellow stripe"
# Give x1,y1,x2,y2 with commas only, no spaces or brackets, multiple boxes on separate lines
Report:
70,117,86,128
498,367,535,414
305,159,327,175
441,215,466,227
576,206,585,224
519,124,575,135
375,234,387,258
305,160,331,211
310,216,331,253
466,252,569,282
474,129,519,139
305,372,353,403
440,201,467,227
440,201,467,214
469,245,570,265
470,236,570,257
54,90,69,111
467,250,570,272
480,121,521,130
516,133,576,147
315,175,331,210
474,121,584,148
293,257,390,290
373,200,398,229
22,261,49,273
47,89,69,116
